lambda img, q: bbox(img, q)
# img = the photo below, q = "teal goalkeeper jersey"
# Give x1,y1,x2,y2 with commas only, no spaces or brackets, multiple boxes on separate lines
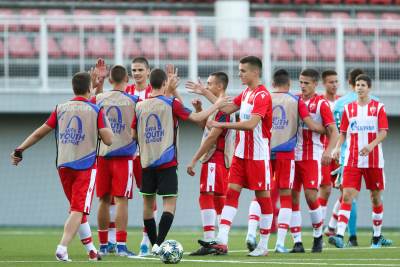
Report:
333,91,379,164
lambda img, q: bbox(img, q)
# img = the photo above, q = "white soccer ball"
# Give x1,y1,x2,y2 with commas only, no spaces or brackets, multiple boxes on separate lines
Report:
158,240,184,264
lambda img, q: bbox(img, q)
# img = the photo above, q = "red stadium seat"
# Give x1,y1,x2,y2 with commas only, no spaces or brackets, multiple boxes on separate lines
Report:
99,10,118,32
369,0,392,4
0,39,4,58
46,9,73,32
73,10,98,31
319,0,341,3
139,37,166,59
166,38,189,59
318,39,336,61
268,0,291,4
331,12,356,35
123,37,141,59
176,10,197,33
381,13,400,35
254,11,272,33
149,10,177,33
345,40,372,61
271,39,295,61
370,40,398,62
20,9,40,32
217,38,242,59
293,39,320,61
356,12,376,35
124,10,151,33
294,0,317,4
86,36,113,58
344,0,366,4
60,36,80,58
197,38,219,60
241,38,263,58
34,36,62,58
279,11,301,34
305,11,333,34
8,36,36,58
396,41,400,57
0,9,14,31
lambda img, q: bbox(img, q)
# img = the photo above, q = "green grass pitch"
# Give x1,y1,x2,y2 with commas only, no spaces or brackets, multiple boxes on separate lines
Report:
0,228,399,266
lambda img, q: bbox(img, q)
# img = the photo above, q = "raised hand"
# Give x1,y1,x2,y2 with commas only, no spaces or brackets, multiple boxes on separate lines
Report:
185,78,207,95
214,96,231,109
95,58,108,79
191,98,202,112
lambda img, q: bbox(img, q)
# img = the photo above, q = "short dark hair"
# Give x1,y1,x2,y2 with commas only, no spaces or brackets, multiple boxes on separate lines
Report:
210,71,229,90
300,68,320,82
321,70,337,81
348,68,365,87
149,68,167,89
239,56,262,72
132,57,150,69
273,69,290,86
110,65,128,84
72,72,90,95
355,74,371,88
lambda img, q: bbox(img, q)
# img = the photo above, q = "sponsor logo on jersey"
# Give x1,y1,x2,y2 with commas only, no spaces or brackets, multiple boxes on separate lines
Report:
350,121,375,132
106,106,126,134
59,115,85,145
272,105,289,130
145,113,164,144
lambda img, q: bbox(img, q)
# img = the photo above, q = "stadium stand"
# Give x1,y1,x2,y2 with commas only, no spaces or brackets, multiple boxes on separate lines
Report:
197,38,219,59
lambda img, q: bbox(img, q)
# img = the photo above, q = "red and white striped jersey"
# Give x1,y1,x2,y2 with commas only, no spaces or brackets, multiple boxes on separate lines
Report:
340,99,388,168
232,85,272,160
125,84,152,100
295,94,335,161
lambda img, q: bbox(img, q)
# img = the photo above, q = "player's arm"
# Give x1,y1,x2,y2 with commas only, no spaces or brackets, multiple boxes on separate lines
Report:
303,116,326,134
208,114,260,131
190,98,207,128
99,128,113,146
322,123,339,165
187,96,229,122
187,127,223,176
11,124,53,165
332,132,346,161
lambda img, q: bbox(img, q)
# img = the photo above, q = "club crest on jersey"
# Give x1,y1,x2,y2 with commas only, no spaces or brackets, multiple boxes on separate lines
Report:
59,115,85,145
309,103,316,111
145,113,164,144
369,106,377,115
106,106,126,135
272,105,289,130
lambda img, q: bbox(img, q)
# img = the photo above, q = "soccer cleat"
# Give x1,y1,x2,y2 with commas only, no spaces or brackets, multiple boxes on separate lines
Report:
248,247,268,257
324,227,336,237
55,251,71,262
275,244,289,253
245,234,258,252
88,250,102,261
138,242,151,257
189,246,217,256
107,242,117,253
116,244,136,257
198,239,228,255
329,235,344,248
151,244,161,256
371,235,393,248
311,236,323,253
380,236,393,247
290,242,305,253
347,235,358,247
99,244,108,256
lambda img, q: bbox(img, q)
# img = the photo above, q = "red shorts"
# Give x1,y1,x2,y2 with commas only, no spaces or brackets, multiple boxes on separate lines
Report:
271,159,295,190
321,160,340,186
342,167,385,191
200,161,229,195
58,167,96,214
96,157,134,199
133,156,142,189
228,156,273,191
293,160,321,192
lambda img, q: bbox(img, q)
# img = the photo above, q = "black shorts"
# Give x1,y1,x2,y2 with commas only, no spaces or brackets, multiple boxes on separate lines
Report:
140,166,178,196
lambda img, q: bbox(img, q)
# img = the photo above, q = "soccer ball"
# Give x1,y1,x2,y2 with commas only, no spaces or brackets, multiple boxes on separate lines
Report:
158,240,184,264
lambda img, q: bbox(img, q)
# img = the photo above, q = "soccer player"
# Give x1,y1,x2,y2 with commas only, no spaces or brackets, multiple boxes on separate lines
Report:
188,56,274,257
11,72,113,262
290,69,338,253
186,72,233,256
245,69,326,253
133,68,228,255
318,70,340,224
95,65,139,257
329,74,392,248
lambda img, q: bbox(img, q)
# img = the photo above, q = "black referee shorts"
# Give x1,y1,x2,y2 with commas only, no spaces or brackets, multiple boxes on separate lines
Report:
140,166,178,196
